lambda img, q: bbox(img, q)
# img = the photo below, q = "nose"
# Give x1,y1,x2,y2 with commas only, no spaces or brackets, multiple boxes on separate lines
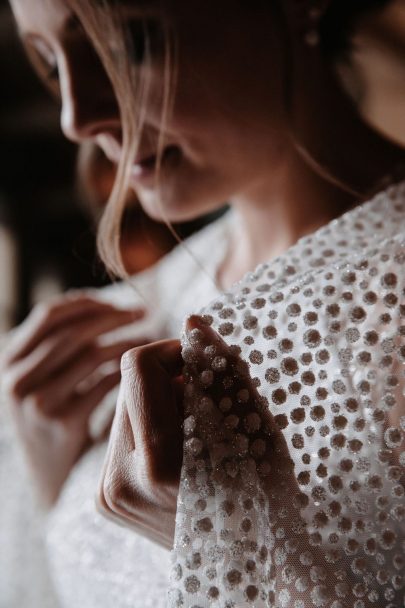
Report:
59,51,121,144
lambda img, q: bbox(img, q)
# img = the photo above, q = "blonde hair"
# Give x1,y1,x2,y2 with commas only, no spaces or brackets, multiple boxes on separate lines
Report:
63,1,394,280
66,0,177,279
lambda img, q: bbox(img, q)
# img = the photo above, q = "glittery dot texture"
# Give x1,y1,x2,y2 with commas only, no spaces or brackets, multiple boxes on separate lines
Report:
170,181,405,607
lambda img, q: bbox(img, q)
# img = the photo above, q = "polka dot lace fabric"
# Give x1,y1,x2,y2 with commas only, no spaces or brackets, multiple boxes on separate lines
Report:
169,182,405,607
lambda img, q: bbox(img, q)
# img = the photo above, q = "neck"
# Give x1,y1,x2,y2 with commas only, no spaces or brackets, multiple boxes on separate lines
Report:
218,147,355,289
218,51,405,290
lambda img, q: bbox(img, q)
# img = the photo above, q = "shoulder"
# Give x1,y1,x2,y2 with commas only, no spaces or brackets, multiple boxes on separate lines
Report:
202,180,405,340
197,183,405,409
92,211,232,308
175,187,405,608
203,229,405,360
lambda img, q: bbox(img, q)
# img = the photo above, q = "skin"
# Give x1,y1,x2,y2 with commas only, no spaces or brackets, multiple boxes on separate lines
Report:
1,294,146,505
6,0,405,553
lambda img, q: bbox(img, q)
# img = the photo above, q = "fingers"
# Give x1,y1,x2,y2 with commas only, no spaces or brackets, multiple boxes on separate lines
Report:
120,340,184,487
21,368,121,427
98,386,142,527
4,312,145,402
78,369,121,417
19,369,121,507
35,341,131,417
98,380,176,549
98,339,183,547
10,339,140,416
109,384,136,453
3,294,144,366
3,295,112,364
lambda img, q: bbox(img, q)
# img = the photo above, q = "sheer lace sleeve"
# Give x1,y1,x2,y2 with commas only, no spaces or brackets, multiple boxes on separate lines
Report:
169,183,405,608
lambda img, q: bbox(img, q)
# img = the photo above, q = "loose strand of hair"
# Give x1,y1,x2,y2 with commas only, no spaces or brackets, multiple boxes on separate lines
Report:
154,25,221,290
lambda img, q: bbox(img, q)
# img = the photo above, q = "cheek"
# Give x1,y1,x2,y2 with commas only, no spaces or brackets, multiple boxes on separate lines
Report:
135,159,232,223
161,54,283,162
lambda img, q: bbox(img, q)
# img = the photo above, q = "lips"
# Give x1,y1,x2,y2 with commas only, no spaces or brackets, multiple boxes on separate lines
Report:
131,145,181,182
132,153,158,176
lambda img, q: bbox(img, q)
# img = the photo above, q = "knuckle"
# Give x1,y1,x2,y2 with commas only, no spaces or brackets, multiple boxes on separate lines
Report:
96,472,115,516
101,465,134,514
99,470,114,511
120,347,144,373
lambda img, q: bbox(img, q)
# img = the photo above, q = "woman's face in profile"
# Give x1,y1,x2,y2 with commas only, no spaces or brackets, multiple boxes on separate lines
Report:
11,0,287,221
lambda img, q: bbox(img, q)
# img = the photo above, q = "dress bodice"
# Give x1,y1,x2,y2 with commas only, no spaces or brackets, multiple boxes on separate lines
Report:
171,181,405,607
4,180,405,608
45,215,229,608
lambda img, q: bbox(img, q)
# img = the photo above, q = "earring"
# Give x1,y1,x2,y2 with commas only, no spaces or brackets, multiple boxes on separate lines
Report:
303,6,322,47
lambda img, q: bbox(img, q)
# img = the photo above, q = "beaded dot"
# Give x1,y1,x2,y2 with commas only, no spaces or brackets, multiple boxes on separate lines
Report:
200,370,214,386
184,575,200,594
172,183,405,608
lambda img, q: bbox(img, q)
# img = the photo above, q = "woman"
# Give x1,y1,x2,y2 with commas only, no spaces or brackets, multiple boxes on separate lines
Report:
4,0,405,606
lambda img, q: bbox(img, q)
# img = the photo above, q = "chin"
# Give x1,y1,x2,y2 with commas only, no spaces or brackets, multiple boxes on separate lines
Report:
135,186,219,224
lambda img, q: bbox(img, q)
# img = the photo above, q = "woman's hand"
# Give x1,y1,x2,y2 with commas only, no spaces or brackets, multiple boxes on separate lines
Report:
99,318,363,605
0,292,145,506
98,339,184,549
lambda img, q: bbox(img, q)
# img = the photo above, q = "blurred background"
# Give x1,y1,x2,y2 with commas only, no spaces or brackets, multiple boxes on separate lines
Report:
0,0,404,334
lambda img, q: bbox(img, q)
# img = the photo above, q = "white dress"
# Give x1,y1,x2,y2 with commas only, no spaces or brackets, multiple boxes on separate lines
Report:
44,214,230,608
3,181,405,608
0,213,230,608
171,180,405,607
